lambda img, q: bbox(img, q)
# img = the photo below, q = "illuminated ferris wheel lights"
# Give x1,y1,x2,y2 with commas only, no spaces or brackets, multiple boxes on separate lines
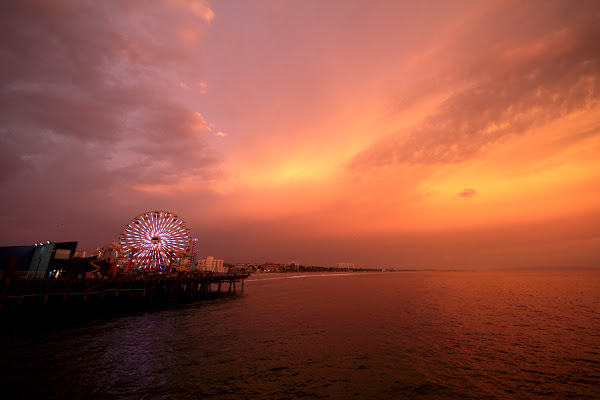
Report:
119,211,191,270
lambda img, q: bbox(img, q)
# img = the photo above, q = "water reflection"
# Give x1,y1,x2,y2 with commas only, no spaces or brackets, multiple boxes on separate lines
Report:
2,270,599,399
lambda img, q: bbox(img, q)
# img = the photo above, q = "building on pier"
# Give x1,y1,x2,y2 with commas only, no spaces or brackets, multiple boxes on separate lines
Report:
195,256,227,273
0,242,78,279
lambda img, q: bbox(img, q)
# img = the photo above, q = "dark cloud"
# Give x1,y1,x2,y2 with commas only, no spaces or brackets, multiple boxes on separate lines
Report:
0,136,31,182
0,1,218,170
0,0,218,246
458,189,477,198
350,2,600,170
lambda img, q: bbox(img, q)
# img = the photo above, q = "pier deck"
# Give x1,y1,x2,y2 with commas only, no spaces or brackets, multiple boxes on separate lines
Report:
0,273,249,314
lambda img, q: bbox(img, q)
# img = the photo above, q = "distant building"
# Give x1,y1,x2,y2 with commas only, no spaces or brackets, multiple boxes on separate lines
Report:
195,256,227,273
337,262,355,270
261,262,284,272
230,264,250,273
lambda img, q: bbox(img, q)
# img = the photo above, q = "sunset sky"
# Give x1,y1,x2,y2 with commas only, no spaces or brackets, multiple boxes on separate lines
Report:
1,0,599,268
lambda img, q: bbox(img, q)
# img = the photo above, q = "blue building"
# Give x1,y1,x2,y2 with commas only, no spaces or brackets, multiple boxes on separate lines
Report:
0,242,78,278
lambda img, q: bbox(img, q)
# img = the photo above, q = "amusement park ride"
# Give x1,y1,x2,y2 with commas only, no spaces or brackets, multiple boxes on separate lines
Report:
2,211,247,314
86,211,199,275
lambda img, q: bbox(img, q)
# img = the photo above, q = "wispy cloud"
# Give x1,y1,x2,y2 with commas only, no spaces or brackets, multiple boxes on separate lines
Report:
349,5,600,170
168,0,215,22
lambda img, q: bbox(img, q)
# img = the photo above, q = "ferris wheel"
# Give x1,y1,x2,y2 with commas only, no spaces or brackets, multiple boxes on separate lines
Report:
119,211,191,269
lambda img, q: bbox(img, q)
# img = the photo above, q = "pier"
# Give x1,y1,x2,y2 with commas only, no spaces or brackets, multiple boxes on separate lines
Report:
0,273,249,315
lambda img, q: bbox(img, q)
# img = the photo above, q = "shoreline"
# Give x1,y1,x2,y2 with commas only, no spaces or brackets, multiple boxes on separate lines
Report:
245,270,381,282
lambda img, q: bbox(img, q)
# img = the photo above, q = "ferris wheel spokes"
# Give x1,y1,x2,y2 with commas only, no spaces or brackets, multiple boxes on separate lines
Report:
119,211,191,271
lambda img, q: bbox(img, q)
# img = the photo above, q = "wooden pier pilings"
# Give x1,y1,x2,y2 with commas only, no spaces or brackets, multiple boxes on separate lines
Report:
0,273,249,315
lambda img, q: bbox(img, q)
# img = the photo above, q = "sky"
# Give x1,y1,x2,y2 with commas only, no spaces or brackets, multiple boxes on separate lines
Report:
1,0,599,268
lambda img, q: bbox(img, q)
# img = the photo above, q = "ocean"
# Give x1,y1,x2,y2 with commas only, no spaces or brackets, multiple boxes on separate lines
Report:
1,270,599,399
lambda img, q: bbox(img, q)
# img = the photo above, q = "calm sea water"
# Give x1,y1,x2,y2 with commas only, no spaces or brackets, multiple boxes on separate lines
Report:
1,270,599,399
